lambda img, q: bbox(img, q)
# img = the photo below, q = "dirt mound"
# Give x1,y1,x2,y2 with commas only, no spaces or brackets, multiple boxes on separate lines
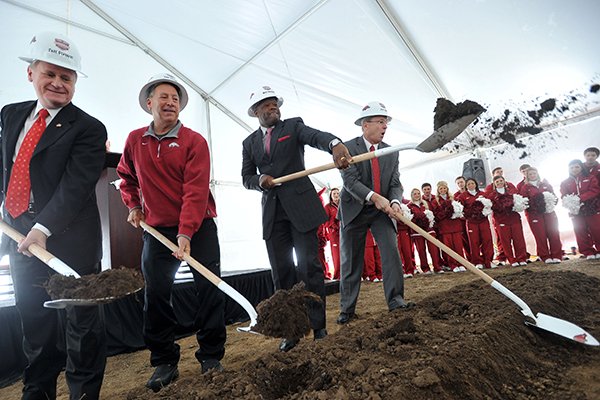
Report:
125,269,600,399
253,282,323,339
433,98,486,131
45,267,144,300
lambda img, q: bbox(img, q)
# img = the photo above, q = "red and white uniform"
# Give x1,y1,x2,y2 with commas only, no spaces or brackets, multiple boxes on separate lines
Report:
486,188,528,264
519,180,563,261
432,195,465,269
407,201,442,272
453,189,471,260
485,180,517,262
323,201,340,279
457,190,494,268
560,174,600,257
362,230,382,280
585,161,600,181
396,201,416,275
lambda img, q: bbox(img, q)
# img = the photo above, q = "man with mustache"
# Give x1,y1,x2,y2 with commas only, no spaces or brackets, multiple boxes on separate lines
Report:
117,73,226,391
336,102,414,325
242,86,351,352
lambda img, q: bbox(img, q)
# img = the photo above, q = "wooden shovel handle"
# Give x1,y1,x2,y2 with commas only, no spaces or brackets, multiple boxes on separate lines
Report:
391,211,494,284
271,151,377,185
139,221,222,286
0,220,58,266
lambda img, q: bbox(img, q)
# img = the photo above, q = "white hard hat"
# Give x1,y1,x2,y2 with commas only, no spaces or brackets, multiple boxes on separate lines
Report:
19,32,86,77
139,73,189,114
247,85,283,117
355,101,392,126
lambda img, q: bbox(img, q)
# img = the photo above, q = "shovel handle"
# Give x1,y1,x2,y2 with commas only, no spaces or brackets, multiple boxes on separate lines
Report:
139,221,258,328
391,211,494,285
0,220,80,277
271,151,378,185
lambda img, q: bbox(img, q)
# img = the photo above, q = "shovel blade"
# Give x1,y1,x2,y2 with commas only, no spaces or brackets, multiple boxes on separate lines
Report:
44,298,103,308
416,112,482,152
526,313,599,346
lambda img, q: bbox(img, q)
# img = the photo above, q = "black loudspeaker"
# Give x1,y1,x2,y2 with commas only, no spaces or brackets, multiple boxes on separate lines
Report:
462,158,486,189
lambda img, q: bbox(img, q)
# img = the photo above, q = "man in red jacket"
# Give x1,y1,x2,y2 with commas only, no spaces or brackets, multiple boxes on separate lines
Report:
584,147,600,180
117,73,226,391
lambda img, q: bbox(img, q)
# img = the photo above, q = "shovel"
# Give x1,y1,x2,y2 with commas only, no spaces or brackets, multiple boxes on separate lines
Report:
0,220,80,278
272,111,481,185
0,220,142,308
139,221,258,333
390,209,599,346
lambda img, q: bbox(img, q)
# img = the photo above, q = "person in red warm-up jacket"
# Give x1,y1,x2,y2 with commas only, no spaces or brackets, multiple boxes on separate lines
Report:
407,188,443,274
323,188,341,279
432,181,466,273
560,159,600,259
519,167,563,264
487,176,528,266
457,178,494,269
396,198,416,278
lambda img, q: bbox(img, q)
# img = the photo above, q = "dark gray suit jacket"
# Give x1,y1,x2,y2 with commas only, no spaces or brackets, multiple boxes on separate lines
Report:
338,136,403,227
0,101,107,268
242,117,337,240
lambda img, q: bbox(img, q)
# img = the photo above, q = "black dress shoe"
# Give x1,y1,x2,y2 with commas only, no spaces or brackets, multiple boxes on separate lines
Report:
336,312,356,325
201,359,224,374
313,328,328,340
146,363,179,392
279,338,299,352
390,301,416,311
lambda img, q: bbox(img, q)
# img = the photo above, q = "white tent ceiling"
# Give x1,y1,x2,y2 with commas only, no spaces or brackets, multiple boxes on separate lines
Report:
1,0,599,269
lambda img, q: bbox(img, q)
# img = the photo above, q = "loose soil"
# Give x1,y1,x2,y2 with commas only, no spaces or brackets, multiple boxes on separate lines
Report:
2,259,599,399
44,267,144,300
253,282,323,339
433,98,486,131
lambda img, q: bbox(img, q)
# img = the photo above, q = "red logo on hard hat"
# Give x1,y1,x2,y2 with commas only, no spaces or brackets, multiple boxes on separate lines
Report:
54,38,70,51
362,105,370,111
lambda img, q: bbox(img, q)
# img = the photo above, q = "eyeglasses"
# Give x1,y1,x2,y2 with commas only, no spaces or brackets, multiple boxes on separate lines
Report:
366,119,389,126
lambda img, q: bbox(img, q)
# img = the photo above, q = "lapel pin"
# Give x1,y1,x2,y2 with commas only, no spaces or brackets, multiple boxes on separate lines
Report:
56,123,62,127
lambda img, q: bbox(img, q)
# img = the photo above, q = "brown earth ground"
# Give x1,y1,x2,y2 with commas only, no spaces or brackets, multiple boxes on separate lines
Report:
1,258,599,399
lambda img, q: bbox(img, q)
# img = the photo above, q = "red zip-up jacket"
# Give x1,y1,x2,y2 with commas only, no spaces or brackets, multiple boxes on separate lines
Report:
560,174,600,214
519,179,555,216
117,124,216,239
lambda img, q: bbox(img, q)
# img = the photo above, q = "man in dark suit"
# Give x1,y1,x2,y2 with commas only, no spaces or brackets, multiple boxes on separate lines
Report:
337,101,414,325
0,33,107,399
242,85,351,352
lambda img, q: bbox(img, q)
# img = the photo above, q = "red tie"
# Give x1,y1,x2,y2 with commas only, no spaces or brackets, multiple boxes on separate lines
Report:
5,108,49,218
370,145,381,194
264,127,273,155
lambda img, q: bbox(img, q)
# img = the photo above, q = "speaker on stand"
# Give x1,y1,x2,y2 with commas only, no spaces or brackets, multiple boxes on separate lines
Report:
462,158,486,189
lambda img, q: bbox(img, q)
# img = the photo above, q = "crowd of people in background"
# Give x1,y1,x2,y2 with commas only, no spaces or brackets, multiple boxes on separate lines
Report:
317,146,600,280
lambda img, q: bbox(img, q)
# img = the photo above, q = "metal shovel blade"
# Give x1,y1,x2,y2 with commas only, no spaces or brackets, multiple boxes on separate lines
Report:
416,111,482,152
526,313,599,346
43,288,143,309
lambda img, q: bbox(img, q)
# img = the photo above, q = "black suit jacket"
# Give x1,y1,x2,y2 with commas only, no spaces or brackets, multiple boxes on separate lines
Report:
242,117,337,240
0,101,107,268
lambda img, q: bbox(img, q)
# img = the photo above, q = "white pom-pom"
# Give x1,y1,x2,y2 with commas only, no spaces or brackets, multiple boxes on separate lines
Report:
424,209,435,229
477,196,493,217
543,191,558,214
512,194,529,212
451,200,464,219
561,194,581,215
400,203,414,221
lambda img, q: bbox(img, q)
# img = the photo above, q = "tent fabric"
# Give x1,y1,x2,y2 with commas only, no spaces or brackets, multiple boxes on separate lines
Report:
1,0,599,270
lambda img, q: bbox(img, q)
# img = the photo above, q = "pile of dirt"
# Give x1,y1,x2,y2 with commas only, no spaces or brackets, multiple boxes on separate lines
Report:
253,282,323,339
433,98,486,131
125,269,600,399
44,267,144,300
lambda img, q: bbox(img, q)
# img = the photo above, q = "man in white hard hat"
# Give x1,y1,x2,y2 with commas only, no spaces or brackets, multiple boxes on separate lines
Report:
117,73,226,391
0,32,107,399
336,102,414,325
242,85,351,352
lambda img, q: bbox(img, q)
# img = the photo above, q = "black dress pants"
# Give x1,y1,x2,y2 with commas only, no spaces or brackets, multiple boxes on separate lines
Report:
141,218,226,366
